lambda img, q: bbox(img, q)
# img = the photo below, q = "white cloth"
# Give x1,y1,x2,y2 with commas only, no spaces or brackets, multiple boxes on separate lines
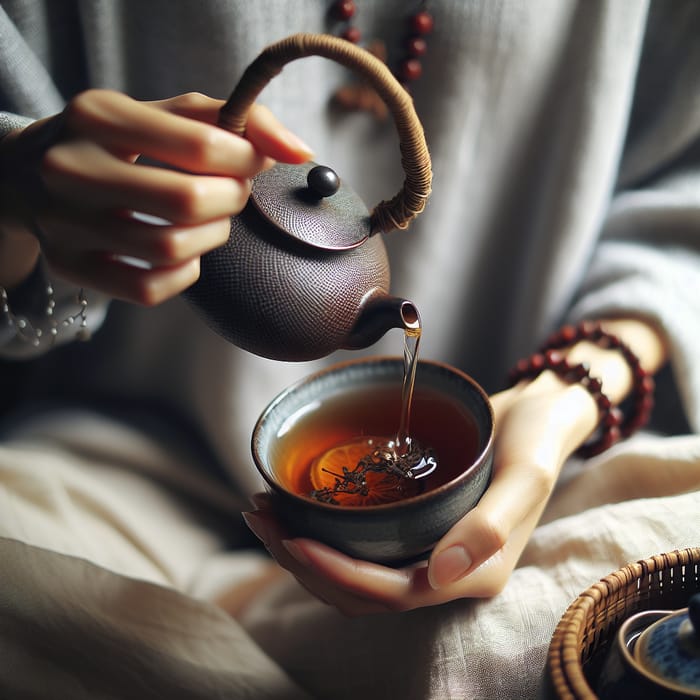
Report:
1,413,698,699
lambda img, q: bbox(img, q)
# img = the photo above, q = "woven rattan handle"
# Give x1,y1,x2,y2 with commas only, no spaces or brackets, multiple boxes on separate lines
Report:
218,33,432,235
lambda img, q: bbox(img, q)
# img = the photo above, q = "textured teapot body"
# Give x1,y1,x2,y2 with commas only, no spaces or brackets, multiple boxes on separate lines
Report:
183,163,396,362
182,34,432,362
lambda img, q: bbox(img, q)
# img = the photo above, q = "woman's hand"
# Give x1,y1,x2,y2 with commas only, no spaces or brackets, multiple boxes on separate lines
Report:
242,319,667,616
243,376,597,615
0,89,313,301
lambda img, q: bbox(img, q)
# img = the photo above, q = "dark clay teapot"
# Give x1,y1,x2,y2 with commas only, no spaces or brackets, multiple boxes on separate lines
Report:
183,33,432,361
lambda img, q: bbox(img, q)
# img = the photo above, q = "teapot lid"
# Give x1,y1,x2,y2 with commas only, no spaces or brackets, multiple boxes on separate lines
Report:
250,161,371,250
633,594,700,695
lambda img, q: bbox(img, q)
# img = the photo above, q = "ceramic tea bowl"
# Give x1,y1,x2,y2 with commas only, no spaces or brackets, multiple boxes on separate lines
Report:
251,357,494,565
597,594,700,699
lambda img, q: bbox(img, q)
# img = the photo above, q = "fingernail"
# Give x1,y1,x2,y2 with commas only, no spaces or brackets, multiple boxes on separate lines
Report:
242,511,270,546
428,545,472,590
282,539,312,567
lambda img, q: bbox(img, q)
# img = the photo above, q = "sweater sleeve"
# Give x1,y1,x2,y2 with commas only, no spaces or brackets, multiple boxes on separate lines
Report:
567,3,700,431
0,7,110,360
0,110,31,139
568,216,700,432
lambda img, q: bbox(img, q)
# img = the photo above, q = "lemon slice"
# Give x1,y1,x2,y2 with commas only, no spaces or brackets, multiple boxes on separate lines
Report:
309,436,422,506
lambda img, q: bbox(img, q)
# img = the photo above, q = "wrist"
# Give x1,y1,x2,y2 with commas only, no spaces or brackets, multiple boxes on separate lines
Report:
596,317,668,374
509,350,623,456
557,318,666,402
560,340,630,404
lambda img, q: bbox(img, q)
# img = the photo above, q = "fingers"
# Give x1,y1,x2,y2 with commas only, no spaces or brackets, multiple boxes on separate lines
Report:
39,210,231,265
37,130,241,303
42,90,313,227
243,507,515,613
70,90,314,171
38,211,230,304
243,499,449,615
48,251,202,306
147,91,226,124
42,140,252,224
63,90,271,177
241,386,572,614
426,471,549,590
244,492,536,613
154,95,315,164
242,509,398,616
426,453,552,590
242,502,405,613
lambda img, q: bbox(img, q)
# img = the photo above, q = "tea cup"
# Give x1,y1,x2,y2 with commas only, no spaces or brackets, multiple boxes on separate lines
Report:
251,356,494,565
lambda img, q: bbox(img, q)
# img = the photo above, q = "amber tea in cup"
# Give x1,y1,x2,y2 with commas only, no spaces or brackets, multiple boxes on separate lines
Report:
272,380,481,507
252,357,494,564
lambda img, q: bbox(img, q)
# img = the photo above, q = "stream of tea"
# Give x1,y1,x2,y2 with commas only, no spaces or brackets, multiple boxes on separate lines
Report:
308,307,438,505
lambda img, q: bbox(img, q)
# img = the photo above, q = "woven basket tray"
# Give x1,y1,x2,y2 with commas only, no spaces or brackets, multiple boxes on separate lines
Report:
542,546,700,699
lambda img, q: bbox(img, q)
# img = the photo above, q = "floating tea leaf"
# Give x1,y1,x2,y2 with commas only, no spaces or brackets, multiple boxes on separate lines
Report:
308,436,437,506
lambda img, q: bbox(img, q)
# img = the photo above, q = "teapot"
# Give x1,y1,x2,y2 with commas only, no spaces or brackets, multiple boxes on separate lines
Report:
598,593,700,699
183,33,432,361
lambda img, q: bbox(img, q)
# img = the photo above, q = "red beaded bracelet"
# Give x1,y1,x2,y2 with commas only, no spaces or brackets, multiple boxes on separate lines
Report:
508,321,655,457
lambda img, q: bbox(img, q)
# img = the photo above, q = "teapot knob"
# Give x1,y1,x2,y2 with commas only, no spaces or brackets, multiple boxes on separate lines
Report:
307,165,341,198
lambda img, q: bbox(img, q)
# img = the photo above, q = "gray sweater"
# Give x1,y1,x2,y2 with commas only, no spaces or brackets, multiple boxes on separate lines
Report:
1,0,699,489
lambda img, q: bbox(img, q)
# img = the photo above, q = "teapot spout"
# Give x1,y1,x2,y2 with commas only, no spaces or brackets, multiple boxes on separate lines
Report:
344,295,421,350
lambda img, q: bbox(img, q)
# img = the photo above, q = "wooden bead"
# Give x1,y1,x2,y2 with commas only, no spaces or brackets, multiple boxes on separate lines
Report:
333,0,356,20
588,377,603,393
558,325,578,345
411,10,434,34
399,58,423,82
341,26,361,43
332,3,432,95
407,36,428,57
531,353,546,371
595,428,619,453
604,408,623,428
572,363,589,380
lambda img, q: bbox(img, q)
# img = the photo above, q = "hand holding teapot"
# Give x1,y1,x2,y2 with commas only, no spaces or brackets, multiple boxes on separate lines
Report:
0,91,310,299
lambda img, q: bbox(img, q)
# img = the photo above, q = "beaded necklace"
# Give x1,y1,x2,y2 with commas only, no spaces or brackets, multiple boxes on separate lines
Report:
329,0,434,118
0,281,89,348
